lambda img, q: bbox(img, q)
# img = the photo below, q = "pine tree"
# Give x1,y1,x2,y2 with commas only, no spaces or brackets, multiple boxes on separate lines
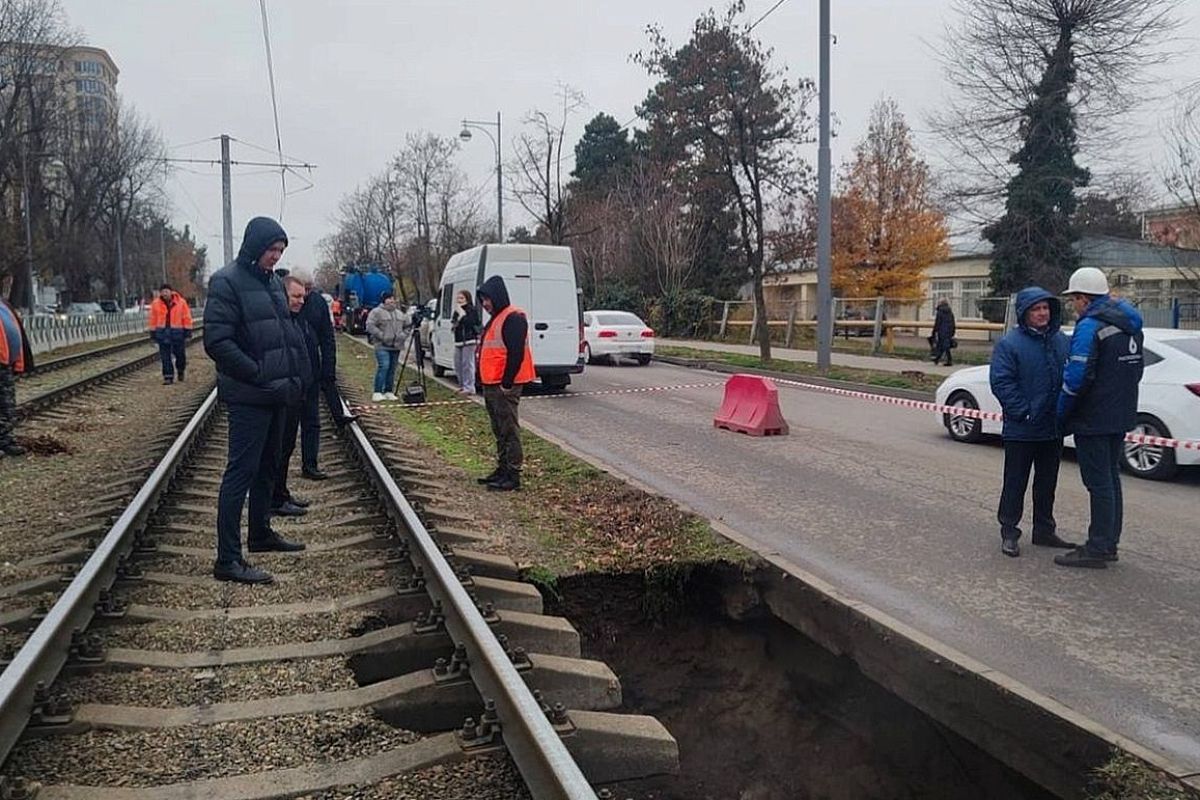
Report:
983,31,1090,294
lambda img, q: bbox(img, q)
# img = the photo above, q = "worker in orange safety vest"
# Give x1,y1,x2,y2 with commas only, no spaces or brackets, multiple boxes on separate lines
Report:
474,275,534,491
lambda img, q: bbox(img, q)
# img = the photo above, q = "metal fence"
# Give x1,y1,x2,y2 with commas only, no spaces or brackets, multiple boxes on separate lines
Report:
24,312,151,355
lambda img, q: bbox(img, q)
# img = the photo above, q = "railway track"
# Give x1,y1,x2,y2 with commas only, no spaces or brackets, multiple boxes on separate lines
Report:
14,337,202,422
0,380,677,798
25,337,155,378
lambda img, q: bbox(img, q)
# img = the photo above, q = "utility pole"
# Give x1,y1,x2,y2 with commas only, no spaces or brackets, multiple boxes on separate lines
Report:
221,134,234,265
815,0,833,370
19,148,36,313
495,110,503,242
160,220,168,284
114,205,126,310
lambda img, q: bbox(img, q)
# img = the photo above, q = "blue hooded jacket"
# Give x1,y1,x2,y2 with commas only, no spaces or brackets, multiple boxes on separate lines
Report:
989,287,1070,441
1057,295,1144,435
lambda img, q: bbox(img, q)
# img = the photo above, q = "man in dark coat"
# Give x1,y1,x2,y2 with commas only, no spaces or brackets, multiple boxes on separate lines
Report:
989,286,1074,558
1055,267,1144,569
270,275,316,517
475,275,536,491
297,274,355,480
203,217,308,584
931,297,957,366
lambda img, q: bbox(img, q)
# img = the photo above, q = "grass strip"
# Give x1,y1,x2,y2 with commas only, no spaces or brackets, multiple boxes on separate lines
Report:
338,338,748,581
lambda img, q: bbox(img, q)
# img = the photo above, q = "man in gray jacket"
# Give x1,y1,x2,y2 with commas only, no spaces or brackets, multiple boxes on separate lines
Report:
365,291,408,401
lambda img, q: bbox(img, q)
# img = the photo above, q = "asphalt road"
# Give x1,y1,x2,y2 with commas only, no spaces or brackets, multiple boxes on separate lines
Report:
519,359,1200,771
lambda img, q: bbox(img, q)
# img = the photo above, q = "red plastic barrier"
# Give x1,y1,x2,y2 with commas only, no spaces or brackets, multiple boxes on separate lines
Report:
713,373,789,436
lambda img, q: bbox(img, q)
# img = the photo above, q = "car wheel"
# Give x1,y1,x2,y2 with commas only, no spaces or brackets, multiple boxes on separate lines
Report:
943,391,983,443
1123,414,1178,480
635,353,652,366
584,343,597,365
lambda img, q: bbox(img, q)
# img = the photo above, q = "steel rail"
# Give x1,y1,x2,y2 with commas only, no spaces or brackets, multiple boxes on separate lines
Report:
0,388,218,764
25,337,154,377
14,337,203,420
341,403,597,799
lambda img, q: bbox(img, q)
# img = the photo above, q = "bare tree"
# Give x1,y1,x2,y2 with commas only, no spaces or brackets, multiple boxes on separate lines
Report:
622,161,701,296
1162,90,1200,290
510,85,585,246
931,0,1180,221
394,132,459,297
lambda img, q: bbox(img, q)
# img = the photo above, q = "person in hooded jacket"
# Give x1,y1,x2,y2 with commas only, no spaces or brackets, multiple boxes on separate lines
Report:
989,287,1074,558
931,297,957,366
0,295,34,458
475,275,535,491
1054,267,1144,569
203,216,309,585
148,283,193,384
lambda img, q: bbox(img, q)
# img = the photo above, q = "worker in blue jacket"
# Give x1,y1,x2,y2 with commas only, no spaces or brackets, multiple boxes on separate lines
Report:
1055,267,1144,569
989,286,1074,557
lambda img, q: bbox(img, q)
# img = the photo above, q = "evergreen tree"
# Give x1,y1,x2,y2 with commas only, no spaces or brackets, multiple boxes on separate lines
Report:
983,29,1091,294
571,113,633,196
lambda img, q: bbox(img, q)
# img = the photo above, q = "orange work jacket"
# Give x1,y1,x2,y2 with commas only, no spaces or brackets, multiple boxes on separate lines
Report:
0,299,28,374
478,305,535,386
148,292,193,332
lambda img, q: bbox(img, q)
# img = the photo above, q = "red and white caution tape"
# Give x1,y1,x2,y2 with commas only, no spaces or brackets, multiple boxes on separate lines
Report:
770,377,1200,452
359,381,727,410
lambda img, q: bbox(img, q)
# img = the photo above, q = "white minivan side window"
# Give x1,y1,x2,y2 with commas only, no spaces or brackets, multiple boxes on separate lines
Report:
441,284,455,319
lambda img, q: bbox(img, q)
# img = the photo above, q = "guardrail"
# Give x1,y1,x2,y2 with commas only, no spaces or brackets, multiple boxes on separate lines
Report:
25,313,151,355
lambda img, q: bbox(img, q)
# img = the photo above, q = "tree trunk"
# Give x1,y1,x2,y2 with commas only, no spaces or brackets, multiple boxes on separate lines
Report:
753,269,771,362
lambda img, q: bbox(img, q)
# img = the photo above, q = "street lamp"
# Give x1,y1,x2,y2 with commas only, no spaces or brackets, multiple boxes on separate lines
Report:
459,112,503,242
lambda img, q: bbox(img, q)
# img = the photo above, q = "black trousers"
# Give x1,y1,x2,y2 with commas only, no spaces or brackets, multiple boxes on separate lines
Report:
483,384,523,475
216,403,286,564
997,438,1063,541
157,337,186,378
273,395,309,507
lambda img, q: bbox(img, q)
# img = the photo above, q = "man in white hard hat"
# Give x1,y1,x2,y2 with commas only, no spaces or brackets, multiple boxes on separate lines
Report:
1055,267,1144,569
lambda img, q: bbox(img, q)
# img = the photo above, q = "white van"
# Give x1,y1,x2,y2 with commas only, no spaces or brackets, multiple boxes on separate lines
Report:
429,244,584,391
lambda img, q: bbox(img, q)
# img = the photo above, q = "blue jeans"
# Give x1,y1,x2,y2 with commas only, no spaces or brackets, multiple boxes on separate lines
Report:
1074,434,1125,556
374,349,399,394
216,402,286,565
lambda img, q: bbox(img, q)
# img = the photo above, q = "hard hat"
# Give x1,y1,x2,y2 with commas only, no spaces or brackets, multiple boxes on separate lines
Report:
1065,267,1109,295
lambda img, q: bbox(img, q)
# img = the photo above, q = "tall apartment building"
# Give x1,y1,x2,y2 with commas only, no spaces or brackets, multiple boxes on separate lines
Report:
60,45,119,130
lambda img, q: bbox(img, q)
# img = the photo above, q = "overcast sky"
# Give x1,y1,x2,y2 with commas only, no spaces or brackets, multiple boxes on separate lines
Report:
60,0,1200,274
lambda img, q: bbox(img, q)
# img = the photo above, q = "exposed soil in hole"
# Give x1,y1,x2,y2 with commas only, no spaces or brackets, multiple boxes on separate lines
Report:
15,433,76,455
549,566,1058,800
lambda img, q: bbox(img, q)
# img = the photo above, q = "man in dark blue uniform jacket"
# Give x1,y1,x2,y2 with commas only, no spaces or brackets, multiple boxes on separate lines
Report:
1055,267,1144,569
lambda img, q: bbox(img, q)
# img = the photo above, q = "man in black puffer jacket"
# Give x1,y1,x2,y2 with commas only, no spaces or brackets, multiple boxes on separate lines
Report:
204,217,308,584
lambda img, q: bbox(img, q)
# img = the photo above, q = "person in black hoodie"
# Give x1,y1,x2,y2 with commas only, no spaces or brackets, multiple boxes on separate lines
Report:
475,275,536,491
451,289,480,393
203,217,307,584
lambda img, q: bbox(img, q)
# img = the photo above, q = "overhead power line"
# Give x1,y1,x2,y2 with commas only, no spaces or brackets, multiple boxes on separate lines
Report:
259,0,288,218
749,0,791,31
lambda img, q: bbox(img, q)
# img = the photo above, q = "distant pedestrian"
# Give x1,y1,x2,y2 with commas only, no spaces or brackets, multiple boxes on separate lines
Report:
0,296,34,458
476,275,535,491
365,291,406,402
203,216,308,585
1055,267,1144,569
989,287,1074,558
931,297,957,366
270,275,316,517
148,283,193,384
451,289,480,393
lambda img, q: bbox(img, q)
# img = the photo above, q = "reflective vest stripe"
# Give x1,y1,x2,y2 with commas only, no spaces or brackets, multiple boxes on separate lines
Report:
478,305,535,385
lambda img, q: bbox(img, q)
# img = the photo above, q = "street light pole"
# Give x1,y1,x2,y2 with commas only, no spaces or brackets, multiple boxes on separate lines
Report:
815,0,834,370
460,114,503,242
19,149,36,313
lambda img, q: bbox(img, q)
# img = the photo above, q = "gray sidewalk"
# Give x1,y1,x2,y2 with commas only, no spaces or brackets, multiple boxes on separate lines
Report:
658,338,963,377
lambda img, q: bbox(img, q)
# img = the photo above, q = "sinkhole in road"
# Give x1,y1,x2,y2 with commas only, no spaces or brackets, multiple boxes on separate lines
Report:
547,565,1060,800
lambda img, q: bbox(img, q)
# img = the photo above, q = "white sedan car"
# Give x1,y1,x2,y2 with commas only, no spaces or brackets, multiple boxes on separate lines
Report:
935,328,1200,480
582,310,655,365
